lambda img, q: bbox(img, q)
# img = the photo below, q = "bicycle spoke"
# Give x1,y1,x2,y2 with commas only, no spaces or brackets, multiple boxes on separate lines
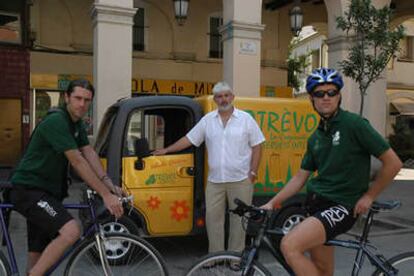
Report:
185,252,270,276
64,234,167,276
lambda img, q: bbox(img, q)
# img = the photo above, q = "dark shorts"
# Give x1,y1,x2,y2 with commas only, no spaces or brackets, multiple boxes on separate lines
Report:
305,193,357,241
9,186,73,252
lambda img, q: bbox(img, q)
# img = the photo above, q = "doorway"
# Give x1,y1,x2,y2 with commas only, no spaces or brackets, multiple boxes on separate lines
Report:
0,98,22,167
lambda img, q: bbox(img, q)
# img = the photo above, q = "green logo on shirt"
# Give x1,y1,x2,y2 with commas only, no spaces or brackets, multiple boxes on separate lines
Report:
332,131,340,146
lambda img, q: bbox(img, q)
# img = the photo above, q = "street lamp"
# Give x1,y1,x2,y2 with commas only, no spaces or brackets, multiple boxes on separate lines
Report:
173,0,189,26
289,1,303,37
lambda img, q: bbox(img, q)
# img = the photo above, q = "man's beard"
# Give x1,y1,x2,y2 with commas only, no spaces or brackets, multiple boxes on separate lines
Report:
218,103,233,112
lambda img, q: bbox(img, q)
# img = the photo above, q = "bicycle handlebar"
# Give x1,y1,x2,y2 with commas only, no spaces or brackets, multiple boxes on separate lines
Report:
119,195,134,204
86,189,134,204
231,198,267,218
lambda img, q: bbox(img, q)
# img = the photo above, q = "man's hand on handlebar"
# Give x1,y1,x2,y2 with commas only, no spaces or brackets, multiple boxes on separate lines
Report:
103,193,124,219
260,199,282,210
260,202,274,210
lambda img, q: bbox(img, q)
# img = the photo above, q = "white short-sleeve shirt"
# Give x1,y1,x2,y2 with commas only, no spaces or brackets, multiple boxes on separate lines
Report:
186,108,265,183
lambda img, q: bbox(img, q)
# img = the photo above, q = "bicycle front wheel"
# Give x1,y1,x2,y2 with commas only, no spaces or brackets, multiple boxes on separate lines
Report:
0,250,11,276
64,233,168,276
373,251,414,276
185,251,271,276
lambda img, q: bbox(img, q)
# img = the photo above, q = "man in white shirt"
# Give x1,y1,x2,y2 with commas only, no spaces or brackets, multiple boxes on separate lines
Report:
153,82,265,253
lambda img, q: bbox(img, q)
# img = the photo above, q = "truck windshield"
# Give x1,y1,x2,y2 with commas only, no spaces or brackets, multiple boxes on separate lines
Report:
95,106,118,156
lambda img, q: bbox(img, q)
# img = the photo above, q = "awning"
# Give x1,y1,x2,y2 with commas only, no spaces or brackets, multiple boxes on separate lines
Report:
390,102,414,115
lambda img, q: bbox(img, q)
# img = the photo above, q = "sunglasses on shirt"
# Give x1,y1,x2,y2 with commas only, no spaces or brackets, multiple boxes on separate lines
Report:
311,89,340,98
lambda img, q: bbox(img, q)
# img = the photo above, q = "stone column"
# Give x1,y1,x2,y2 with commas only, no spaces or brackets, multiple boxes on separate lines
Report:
221,0,265,97
325,0,390,135
91,0,136,136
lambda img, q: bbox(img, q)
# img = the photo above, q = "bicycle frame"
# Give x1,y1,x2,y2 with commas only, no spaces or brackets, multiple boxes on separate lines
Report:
232,199,401,276
241,210,294,276
326,207,398,276
327,239,396,276
256,228,295,275
0,190,105,276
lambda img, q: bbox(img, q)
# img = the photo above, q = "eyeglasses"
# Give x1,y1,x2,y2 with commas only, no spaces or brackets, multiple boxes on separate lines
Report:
311,89,340,98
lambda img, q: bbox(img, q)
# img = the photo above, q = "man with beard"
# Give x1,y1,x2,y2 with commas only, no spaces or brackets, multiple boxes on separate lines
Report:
153,81,265,253
262,68,402,276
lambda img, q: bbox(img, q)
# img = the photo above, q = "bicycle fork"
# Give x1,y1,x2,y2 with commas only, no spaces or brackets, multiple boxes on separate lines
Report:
240,246,258,276
95,231,113,276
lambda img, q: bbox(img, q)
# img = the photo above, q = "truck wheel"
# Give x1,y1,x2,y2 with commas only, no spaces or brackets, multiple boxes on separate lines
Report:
101,215,141,236
86,216,143,264
274,205,307,233
269,205,307,245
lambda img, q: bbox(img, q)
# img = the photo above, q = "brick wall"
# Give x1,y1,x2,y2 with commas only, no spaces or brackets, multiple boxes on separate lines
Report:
0,45,30,147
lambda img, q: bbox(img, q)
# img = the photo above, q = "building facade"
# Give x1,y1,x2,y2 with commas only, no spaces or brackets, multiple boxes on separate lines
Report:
2,0,414,168
291,18,414,138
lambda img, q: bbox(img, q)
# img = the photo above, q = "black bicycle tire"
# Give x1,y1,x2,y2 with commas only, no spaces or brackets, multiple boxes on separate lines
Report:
63,233,168,276
372,251,414,276
0,250,10,276
185,251,271,276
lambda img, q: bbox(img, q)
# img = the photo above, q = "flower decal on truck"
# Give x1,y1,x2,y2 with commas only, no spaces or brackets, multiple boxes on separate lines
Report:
147,196,161,210
170,200,190,221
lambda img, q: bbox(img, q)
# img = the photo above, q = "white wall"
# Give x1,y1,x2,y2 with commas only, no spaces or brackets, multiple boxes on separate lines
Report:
388,19,414,86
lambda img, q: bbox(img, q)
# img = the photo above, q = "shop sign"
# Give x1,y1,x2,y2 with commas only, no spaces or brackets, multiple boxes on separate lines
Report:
132,79,214,96
31,74,293,98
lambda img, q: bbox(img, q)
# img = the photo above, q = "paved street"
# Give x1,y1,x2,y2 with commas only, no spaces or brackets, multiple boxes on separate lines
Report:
2,180,414,275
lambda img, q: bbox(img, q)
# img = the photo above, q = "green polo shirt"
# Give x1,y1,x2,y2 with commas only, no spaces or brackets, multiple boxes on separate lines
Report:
301,109,390,208
11,106,89,199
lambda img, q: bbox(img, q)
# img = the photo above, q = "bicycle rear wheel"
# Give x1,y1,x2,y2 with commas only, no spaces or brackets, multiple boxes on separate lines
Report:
0,250,11,276
373,251,414,276
185,251,271,276
64,233,168,276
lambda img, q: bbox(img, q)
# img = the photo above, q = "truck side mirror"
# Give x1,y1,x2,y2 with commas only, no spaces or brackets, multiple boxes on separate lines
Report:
134,138,151,170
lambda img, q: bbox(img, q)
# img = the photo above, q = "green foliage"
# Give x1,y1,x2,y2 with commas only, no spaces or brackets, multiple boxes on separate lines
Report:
389,117,414,162
287,39,311,91
336,0,404,115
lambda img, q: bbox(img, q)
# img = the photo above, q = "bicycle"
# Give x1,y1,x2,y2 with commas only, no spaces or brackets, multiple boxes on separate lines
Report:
0,181,169,276
185,198,414,275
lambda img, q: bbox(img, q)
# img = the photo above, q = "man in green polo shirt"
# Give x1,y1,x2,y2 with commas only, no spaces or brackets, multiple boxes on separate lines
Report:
9,79,124,276
262,68,402,276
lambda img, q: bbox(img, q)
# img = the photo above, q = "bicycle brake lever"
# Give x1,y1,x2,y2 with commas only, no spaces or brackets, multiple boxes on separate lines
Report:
118,195,134,216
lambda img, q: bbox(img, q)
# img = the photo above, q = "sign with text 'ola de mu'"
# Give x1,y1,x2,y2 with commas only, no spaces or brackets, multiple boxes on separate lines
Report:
131,79,215,96
131,78,293,98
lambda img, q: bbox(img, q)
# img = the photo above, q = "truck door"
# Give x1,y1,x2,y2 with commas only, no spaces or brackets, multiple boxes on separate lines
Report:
122,107,195,236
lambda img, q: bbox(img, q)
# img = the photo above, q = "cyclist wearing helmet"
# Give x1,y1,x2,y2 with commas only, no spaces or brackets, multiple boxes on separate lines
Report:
262,68,402,276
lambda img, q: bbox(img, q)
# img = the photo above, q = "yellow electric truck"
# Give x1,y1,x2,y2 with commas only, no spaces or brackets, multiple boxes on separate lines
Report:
93,95,317,237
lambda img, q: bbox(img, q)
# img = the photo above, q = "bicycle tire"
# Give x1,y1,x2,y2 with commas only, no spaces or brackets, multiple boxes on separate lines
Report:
64,233,168,276
372,251,414,276
185,251,271,276
0,250,10,276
